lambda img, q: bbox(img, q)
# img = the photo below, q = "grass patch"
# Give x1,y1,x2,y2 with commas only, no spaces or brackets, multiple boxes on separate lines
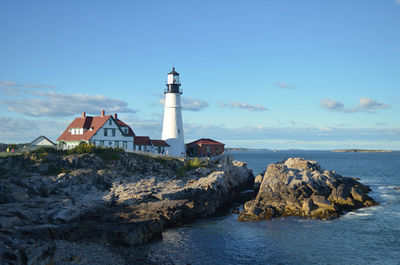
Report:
0,152,23,158
175,158,204,177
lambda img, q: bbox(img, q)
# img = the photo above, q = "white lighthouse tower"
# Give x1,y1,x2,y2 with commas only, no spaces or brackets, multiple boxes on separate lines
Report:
162,67,186,156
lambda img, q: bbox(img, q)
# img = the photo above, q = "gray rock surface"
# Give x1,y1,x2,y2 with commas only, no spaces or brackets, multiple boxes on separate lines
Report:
239,157,377,221
0,151,253,264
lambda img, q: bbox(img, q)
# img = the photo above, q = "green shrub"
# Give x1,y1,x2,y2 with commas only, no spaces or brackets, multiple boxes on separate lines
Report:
68,144,96,154
67,144,124,161
186,158,202,170
175,158,204,177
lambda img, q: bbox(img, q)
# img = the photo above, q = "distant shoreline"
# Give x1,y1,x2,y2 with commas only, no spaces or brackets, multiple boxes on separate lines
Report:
330,149,393,153
226,148,396,153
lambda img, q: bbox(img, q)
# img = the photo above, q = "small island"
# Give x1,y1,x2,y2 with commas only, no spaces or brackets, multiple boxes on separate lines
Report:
331,149,393,153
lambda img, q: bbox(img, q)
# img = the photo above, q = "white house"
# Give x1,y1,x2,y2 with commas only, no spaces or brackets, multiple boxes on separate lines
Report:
57,110,136,150
57,110,169,154
29,136,56,148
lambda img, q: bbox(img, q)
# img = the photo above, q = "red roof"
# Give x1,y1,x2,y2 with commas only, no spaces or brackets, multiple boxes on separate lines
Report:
151,140,169,147
187,138,225,146
115,119,135,136
134,136,152,145
57,114,135,142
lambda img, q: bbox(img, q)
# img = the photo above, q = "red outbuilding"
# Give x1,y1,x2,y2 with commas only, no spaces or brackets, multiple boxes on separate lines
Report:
186,138,225,157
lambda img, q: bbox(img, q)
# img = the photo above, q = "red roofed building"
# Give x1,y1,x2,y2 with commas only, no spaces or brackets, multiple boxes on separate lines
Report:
133,136,169,154
151,140,170,154
57,110,136,150
186,138,225,157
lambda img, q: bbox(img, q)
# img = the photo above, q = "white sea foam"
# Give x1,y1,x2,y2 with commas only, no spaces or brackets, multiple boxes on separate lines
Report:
378,185,400,190
381,194,396,199
342,211,373,219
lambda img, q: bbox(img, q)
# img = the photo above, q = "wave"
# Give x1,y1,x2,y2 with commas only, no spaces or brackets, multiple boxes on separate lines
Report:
381,194,396,199
342,211,373,219
378,185,400,190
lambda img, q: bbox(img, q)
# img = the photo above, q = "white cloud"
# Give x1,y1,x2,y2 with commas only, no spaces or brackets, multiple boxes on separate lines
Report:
0,81,56,89
218,101,268,111
320,98,345,110
2,114,399,150
183,123,400,149
396,0,400,5
357,97,389,110
159,97,208,111
320,97,390,113
0,90,137,117
275,82,298,90
0,116,68,143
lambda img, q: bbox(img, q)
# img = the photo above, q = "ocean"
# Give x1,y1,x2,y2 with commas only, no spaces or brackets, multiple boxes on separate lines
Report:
140,150,400,265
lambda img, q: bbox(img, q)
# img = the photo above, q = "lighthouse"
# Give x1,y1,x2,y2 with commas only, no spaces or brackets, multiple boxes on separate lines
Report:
162,67,186,156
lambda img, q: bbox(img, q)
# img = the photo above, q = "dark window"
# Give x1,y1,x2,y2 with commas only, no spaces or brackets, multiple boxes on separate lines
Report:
109,141,112,145
100,140,104,146
112,129,115,137
178,129,180,134
104,129,108,136
109,119,112,125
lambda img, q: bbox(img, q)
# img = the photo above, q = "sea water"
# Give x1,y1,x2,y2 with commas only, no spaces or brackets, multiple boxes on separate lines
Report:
140,151,400,265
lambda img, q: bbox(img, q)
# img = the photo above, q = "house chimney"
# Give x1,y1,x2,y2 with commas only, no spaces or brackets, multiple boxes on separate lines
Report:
82,112,86,118
101,110,105,117
114,113,118,119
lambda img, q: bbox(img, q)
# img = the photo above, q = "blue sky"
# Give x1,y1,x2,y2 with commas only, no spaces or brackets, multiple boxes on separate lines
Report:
0,0,399,149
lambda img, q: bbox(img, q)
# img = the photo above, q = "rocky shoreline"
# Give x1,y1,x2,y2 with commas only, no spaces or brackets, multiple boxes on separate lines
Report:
239,157,377,221
0,149,253,264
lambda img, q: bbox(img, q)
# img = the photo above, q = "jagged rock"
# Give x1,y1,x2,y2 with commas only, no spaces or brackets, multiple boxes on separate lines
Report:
0,151,253,263
0,232,55,265
239,157,377,221
254,173,263,191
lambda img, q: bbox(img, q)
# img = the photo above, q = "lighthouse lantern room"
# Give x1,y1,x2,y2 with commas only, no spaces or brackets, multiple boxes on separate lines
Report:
162,67,186,156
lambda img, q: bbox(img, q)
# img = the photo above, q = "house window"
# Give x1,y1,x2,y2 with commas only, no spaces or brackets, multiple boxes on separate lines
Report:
109,119,112,125
206,146,210,153
109,141,112,146
100,140,104,146
104,129,108,136
125,128,128,134
112,129,115,137
123,141,127,149
178,129,180,134
115,141,119,148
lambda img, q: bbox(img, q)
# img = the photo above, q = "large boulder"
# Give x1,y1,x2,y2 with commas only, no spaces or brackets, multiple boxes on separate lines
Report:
239,158,377,221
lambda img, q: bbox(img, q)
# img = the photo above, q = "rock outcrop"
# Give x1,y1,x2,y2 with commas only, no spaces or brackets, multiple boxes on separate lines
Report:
0,150,253,264
239,157,377,221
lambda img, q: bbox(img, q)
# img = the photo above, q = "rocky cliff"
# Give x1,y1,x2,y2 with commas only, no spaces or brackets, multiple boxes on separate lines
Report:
239,157,377,222
0,149,253,264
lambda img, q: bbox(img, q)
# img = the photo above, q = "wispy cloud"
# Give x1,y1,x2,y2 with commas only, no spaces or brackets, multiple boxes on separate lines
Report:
159,97,208,111
396,0,400,5
320,97,390,113
0,90,137,117
0,116,68,143
275,82,298,90
218,101,268,111
0,81,56,89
